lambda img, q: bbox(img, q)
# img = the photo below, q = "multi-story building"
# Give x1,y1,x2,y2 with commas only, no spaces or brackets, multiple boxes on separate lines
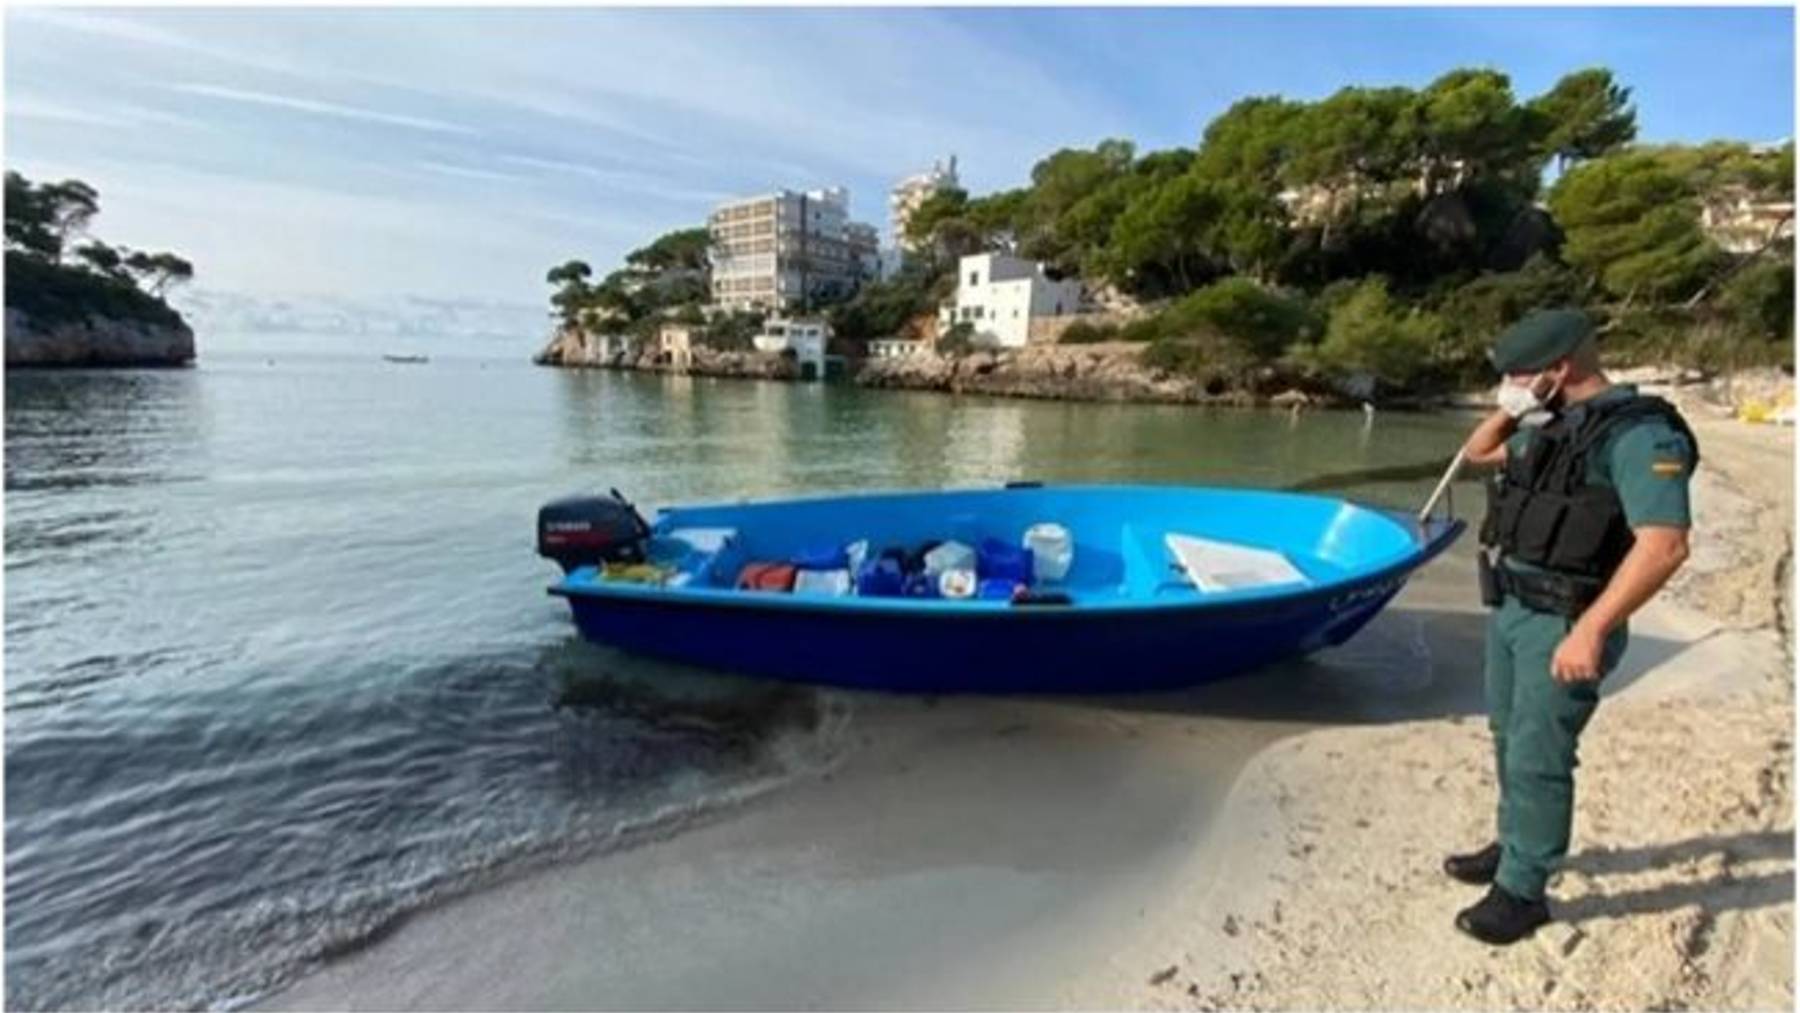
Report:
708,188,876,313
940,253,1083,349
890,156,959,254
845,221,881,284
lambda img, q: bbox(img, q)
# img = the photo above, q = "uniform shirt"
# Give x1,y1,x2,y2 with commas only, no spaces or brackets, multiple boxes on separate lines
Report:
1502,383,1697,533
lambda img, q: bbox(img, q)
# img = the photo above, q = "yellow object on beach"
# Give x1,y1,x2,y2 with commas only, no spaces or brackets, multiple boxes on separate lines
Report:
1739,400,1773,423
1738,387,1795,425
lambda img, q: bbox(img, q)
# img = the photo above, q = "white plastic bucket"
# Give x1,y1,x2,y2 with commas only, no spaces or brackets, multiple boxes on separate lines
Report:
1023,523,1073,582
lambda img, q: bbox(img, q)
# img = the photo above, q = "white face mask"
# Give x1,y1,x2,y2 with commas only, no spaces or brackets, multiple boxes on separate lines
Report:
1498,373,1559,419
1497,380,1544,418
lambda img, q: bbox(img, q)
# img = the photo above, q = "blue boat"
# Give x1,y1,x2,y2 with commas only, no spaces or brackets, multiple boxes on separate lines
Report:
538,484,1463,694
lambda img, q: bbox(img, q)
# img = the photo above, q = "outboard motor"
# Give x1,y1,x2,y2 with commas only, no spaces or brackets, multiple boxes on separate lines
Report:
537,488,652,574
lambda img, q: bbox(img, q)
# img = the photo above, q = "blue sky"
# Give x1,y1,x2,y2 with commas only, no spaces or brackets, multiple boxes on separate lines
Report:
6,6,1793,306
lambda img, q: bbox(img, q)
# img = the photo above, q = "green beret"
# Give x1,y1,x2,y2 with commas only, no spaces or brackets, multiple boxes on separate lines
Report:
1490,309,1593,372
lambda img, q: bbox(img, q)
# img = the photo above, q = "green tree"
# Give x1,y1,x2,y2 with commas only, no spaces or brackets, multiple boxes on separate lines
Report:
74,241,126,280
1193,97,1306,189
7,177,105,263
123,250,194,297
546,259,594,325
1305,277,1446,388
1719,256,1795,342
625,228,712,274
828,261,945,341
966,188,1029,249
1286,86,1418,190
1526,68,1636,172
1210,183,1290,281
1103,174,1225,293
1549,152,1720,302
1163,277,1321,362
5,171,61,259
1018,140,1136,265
903,187,977,260
1417,69,1536,192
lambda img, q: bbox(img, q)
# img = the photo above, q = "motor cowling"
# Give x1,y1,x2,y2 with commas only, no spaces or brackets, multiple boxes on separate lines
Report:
537,489,651,573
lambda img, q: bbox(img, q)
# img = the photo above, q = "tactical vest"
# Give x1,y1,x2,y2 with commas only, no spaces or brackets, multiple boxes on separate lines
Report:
1480,394,1698,581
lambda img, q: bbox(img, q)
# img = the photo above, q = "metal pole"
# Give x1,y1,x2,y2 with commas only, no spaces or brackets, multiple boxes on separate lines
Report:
1417,447,1468,524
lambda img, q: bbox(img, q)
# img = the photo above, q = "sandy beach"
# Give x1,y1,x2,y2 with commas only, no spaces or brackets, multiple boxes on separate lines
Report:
265,406,1792,1012
1135,408,1795,1012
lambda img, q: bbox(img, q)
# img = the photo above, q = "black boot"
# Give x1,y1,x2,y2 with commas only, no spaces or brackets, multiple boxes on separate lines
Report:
1454,884,1550,945
1443,842,1502,885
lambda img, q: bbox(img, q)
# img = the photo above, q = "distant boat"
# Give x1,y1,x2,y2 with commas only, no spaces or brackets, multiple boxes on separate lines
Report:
382,354,429,364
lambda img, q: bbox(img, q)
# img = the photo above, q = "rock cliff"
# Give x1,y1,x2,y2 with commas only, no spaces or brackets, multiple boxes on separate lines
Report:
5,307,196,368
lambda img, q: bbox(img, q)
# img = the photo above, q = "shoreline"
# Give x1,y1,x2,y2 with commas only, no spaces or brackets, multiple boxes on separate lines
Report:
259,400,1792,1011
537,329,1791,416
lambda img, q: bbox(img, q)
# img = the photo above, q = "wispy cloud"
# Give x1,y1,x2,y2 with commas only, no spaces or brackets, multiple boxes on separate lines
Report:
497,154,737,204
414,160,523,183
8,96,136,128
10,6,1790,305
171,82,477,136
11,7,326,81
7,95,214,133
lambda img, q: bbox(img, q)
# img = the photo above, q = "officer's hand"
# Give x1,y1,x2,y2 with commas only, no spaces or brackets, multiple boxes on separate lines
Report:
1550,627,1604,683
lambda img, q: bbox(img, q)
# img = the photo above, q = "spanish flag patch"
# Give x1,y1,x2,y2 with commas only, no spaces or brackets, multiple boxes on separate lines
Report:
1651,459,1686,477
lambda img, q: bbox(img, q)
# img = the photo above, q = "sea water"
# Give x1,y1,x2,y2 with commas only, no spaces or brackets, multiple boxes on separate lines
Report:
4,344,1475,1008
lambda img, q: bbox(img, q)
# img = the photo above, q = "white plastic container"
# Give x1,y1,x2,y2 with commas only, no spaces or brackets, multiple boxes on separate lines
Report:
1023,523,1073,582
922,540,975,577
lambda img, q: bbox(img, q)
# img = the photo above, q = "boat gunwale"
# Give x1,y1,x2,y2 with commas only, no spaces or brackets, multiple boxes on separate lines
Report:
547,484,1465,620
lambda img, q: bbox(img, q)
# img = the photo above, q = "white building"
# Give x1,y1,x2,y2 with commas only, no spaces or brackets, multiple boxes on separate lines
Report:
1700,187,1796,254
752,317,830,380
890,156,959,254
708,188,879,312
941,253,1083,349
591,332,639,361
658,324,695,371
867,337,924,359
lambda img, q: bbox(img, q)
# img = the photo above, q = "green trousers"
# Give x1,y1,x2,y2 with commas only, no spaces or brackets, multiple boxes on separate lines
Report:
1484,596,1628,900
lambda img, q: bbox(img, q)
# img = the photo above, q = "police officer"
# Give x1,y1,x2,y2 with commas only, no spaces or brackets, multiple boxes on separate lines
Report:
1446,308,1698,945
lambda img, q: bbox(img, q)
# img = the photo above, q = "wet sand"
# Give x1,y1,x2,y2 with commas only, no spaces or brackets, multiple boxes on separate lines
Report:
265,416,1791,1011
266,593,1489,1009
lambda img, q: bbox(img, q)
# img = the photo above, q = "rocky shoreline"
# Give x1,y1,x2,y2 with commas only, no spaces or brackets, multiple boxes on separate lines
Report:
536,326,1794,418
853,342,1325,407
533,325,802,381
4,307,196,368
536,328,1338,407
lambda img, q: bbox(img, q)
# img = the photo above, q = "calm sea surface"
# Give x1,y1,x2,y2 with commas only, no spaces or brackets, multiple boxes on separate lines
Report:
4,342,1474,1009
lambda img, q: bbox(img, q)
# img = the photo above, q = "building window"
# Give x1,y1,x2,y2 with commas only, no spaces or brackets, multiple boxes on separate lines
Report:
968,271,979,286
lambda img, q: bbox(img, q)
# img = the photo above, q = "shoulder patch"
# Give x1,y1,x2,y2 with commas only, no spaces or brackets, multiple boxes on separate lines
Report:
1650,458,1686,477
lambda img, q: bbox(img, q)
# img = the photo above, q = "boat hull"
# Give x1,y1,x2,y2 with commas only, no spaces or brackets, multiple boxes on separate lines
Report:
561,574,1412,693
546,484,1464,693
